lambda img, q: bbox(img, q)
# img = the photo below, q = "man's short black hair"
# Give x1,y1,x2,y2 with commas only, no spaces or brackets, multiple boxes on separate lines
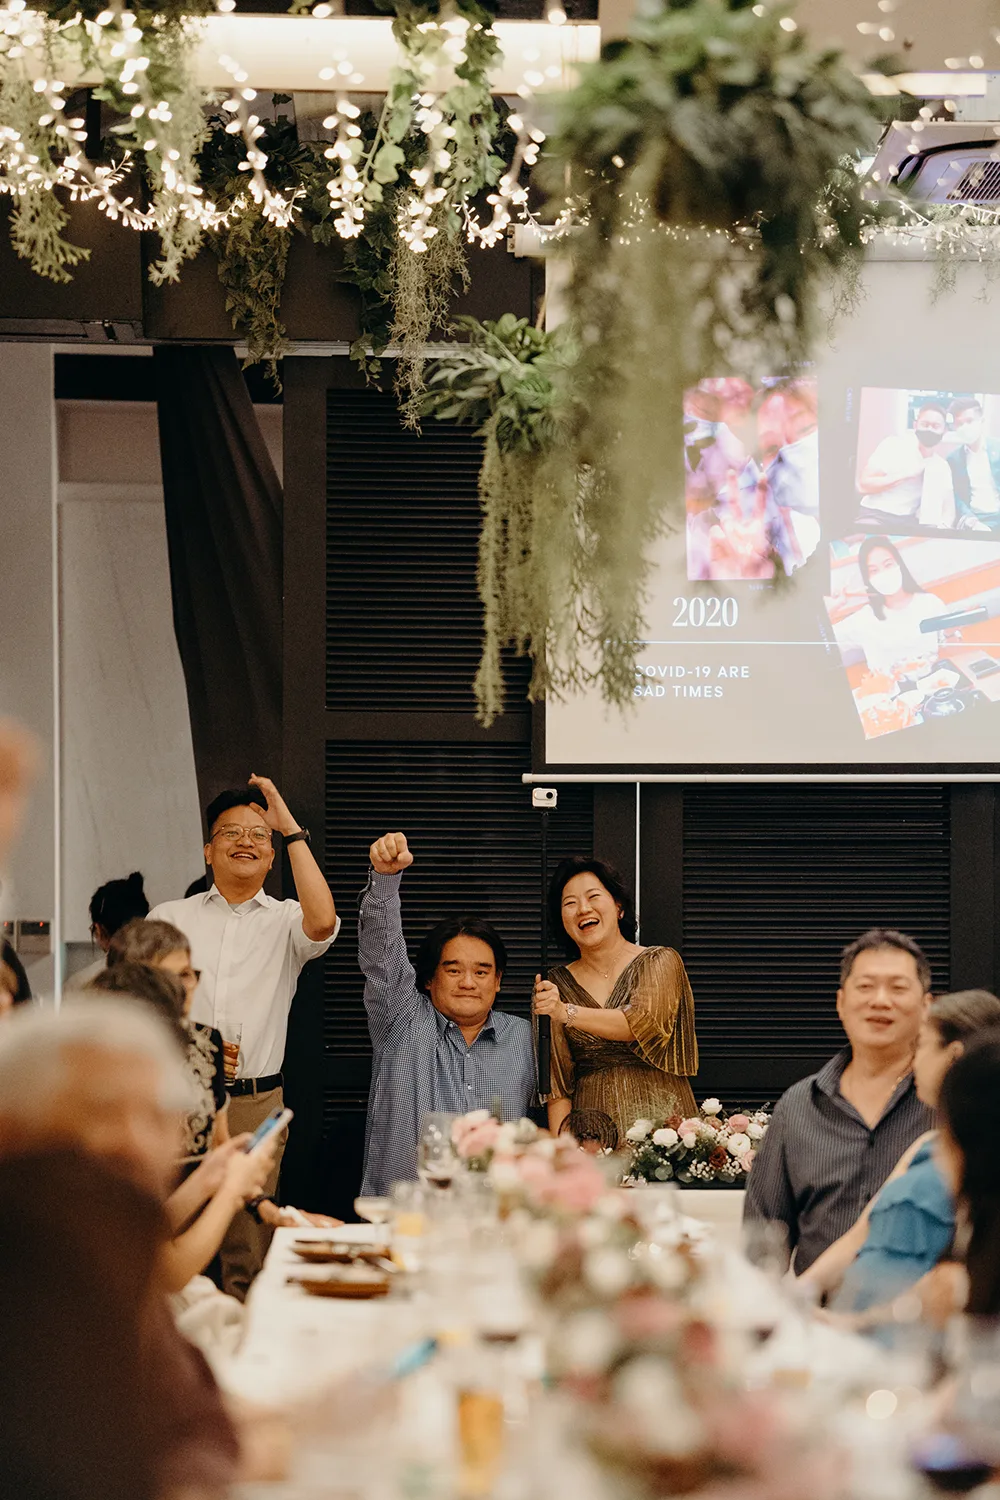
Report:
204,786,268,837
415,915,507,992
914,401,947,423
950,396,984,421
839,927,931,993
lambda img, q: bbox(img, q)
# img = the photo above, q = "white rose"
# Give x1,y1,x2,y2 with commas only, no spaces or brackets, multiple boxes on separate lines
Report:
625,1118,654,1142
727,1132,752,1158
701,1098,722,1116
681,1133,697,1150
652,1127,679,1148
494,1121,521,1153
747,1122,765,1141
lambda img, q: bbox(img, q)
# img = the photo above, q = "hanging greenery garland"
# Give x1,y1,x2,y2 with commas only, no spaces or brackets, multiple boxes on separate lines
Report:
423,0,884,722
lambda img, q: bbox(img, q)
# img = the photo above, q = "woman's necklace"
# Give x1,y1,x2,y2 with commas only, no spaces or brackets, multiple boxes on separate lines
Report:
578,942,631,982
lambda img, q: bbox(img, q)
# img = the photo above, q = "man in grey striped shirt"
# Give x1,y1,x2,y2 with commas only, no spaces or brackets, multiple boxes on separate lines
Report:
744,928,933,1273
358,832,536,1196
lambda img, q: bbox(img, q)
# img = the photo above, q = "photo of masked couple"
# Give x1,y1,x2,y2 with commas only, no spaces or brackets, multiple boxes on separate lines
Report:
855,388,1000,535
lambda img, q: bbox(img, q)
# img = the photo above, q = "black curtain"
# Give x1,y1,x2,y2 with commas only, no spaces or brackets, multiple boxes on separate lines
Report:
153,347,283,814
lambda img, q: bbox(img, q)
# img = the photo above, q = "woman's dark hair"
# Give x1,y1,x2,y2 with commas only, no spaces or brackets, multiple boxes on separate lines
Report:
548,856,637,959
929,989,1000,1047
1,940,31,1005
560,1109,620,1152
938,1031,1000,1316
857,536,924,622
107,919,190,970
414,916,507,992
87,962,187,1046
89,872,149,940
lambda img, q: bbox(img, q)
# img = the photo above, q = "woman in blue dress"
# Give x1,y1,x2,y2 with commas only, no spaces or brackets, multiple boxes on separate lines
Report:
801,988,1000,1314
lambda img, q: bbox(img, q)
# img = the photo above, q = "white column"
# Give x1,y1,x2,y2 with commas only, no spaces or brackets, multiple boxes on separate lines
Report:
0,345,58,995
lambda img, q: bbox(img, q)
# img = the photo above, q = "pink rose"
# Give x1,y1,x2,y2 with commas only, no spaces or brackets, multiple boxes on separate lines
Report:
455,1118,500,1159
728,1114,749,1133
740,1149,756,1172
678,1119,702,1137
544,1161,607,1215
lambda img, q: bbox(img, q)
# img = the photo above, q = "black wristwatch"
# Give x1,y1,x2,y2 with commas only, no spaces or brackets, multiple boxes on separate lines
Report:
284,828,310,847
246,1194,275,1224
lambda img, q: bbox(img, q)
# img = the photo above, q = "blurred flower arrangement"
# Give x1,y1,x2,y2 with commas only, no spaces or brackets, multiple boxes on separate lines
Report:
625,1100,770,1187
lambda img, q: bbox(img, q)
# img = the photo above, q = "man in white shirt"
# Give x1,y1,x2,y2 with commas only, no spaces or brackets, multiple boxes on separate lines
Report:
858,400,956,530
149,774,339,1297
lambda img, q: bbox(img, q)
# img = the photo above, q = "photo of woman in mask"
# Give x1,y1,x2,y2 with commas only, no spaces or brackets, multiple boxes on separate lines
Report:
834,537,948,679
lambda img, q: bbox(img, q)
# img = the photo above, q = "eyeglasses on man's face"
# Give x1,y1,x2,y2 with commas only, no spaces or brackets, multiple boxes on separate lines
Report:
211,825,272,845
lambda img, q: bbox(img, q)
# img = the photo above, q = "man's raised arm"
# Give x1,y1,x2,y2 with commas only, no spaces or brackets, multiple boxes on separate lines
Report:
359,832,419,1052
249,774,338,941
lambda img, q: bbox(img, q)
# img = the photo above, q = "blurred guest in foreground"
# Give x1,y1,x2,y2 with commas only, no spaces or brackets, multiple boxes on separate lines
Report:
0,1000,245,1497
0,1145,164,1500
745,928,932,1271
66,870,150,990
802,989,1000,1313
937,1031,1000,1316
534,856,698,1143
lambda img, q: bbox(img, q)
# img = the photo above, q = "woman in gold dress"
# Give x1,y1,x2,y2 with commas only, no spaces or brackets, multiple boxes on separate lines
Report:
533,857,698,1140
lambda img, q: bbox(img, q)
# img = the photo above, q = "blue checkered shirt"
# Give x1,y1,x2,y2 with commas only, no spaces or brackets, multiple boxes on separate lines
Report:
359,870,536,1196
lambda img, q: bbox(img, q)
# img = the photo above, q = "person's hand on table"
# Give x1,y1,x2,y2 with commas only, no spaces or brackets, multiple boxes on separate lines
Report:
370,831,414,875
533,976,570,1025
256,1203,344,1229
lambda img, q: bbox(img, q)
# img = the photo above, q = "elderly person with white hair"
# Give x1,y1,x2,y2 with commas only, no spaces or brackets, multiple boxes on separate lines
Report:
0,999,293,1498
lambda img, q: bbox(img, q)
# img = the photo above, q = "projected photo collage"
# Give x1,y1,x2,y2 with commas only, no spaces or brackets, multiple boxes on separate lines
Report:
825,386,1000,742
682,379,1000,745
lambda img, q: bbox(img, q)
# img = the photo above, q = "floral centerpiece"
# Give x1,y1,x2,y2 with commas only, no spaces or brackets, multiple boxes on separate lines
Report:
625,1100,771,1187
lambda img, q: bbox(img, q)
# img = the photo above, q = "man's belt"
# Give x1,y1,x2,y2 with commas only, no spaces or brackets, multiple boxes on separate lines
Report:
226,1072,283,1098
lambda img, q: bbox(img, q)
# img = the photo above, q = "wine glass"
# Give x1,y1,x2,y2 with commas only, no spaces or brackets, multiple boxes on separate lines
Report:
353,1196,391,1226
221,1022,243,1083
418,1112,458,1190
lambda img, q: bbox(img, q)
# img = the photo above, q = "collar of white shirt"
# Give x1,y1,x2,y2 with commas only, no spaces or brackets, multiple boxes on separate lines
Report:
205,884,270,911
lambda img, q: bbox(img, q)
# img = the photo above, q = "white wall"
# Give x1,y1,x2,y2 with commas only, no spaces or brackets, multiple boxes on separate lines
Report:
57,397,283,947
0,347,57,991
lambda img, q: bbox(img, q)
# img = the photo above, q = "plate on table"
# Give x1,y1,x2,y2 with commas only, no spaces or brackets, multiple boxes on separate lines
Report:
290,1265,391,1299
291,1239,391,1265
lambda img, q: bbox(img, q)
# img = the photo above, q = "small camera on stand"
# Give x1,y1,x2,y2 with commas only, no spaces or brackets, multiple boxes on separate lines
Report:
531,787,558,809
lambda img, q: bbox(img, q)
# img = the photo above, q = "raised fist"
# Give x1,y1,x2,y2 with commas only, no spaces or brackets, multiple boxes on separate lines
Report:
370,832,414,875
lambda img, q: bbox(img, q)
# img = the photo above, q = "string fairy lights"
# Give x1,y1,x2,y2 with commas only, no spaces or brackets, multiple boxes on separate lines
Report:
0,0,587,283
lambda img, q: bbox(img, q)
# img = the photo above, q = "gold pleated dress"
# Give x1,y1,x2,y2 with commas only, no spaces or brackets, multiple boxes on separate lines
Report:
544,947,699,1141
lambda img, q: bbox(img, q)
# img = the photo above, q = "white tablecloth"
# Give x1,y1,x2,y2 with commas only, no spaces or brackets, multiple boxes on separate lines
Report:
222,1223,400,1409
677,1188,745,1249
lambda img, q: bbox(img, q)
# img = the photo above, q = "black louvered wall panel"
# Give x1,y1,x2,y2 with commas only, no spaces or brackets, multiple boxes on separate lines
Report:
683,785,950,1095
322,741,593,1056
325,388,531,713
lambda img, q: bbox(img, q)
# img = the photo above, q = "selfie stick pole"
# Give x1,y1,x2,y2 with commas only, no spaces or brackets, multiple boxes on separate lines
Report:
533,788,557,1096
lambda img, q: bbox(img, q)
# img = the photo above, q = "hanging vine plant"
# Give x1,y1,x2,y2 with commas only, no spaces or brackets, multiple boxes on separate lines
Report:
422,314,584,722
424,0,883,720
422,0,881,720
